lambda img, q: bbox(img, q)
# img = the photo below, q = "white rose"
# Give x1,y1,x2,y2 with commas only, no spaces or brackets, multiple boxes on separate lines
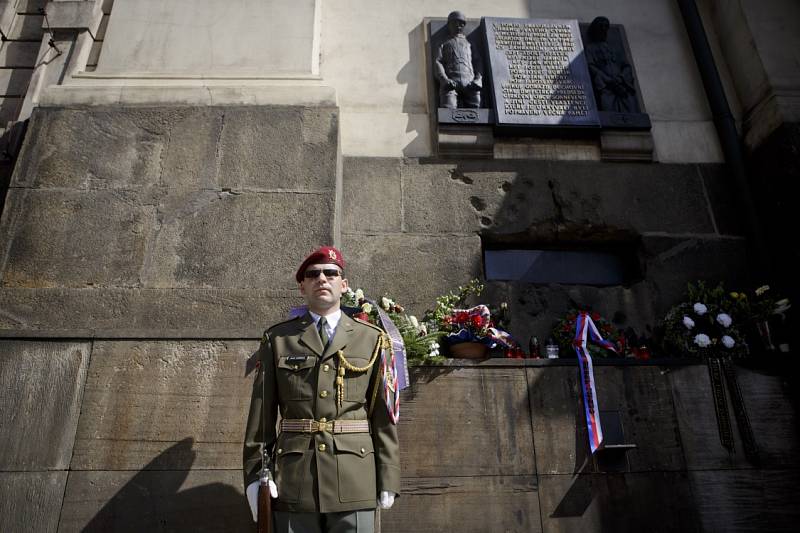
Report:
716,313,732,328
409,315,419,329
694,333,711,348
682,316,695,329
355,289,364,300
693,303,708,315
361,303,373,314
345,288,355,298
381,297,392,310
721,335,735,349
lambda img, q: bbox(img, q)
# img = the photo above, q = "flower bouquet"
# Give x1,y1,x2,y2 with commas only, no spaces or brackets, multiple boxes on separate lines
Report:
342,288,446,366
423,280,526,359
661,282,747,358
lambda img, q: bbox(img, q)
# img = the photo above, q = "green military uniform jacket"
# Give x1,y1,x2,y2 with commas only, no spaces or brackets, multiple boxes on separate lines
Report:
242,311,401,513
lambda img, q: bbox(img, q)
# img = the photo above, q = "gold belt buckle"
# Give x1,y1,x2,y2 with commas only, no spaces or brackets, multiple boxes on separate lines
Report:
312,419,333,433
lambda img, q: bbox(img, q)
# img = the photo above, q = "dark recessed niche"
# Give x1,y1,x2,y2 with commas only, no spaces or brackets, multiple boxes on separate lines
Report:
483,246,640,285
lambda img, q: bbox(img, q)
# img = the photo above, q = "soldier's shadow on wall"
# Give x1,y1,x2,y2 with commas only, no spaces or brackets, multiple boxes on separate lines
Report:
397,23,431,157
83,438,254,532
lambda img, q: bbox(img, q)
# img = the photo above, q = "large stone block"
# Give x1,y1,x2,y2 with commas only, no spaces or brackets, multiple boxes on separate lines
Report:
12,108,168,190
0,187,333,290
0,288,299,337
689,469,800,532
217,107,338,191
671,364,800,471
341,233,481,315
149,189,335,288
400,367,535,478
528,366,684,475
342,157,402,233
0,472,67,533
0,189,155,288
71,341,256,470
641,235,749,308
0,341,90,470
396,159,719,236
538,472,700,532
382,475,540,533
59,467,252,532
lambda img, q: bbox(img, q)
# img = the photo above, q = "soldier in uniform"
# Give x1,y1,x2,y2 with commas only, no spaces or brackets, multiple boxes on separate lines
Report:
243,246,400,533
434,10,483,109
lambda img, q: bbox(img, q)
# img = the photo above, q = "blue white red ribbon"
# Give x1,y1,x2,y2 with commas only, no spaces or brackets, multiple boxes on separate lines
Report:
573,312,617,454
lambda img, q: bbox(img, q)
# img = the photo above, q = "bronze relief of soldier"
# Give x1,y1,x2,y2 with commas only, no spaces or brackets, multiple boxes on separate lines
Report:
434,11,483,109
243,247,400,533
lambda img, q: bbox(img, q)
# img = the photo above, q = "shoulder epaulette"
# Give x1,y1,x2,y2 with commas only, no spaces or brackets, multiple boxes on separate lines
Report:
352,316,385,334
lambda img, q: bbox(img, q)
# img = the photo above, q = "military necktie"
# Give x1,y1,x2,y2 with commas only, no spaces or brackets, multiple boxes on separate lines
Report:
317,317,329,351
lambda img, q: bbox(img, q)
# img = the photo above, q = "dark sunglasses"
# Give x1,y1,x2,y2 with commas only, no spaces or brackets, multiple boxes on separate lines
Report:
303,268,343,279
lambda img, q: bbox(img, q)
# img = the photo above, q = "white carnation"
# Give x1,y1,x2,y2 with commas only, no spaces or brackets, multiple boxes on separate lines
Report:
721,335,735,349
755,285,769,296
361,303,373,314
682,316,695,329
409,315,419,329
693,333,711,348
693,303,708,315
716,313,732,328
381,297,392,310
355,289,364,300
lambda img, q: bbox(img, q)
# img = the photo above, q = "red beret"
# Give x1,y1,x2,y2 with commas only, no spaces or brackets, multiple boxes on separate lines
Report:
295,246,345,282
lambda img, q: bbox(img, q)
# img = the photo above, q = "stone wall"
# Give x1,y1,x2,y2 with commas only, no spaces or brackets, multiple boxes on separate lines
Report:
341,156,748,344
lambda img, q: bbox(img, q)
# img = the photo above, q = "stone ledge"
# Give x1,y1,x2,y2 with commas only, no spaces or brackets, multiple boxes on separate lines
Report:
39,84,338,107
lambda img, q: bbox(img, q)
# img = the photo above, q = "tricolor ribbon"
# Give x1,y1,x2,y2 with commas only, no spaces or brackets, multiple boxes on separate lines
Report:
572,312,617,454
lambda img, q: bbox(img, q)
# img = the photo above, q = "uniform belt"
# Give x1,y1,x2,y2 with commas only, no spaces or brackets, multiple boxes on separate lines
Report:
280,418,370,434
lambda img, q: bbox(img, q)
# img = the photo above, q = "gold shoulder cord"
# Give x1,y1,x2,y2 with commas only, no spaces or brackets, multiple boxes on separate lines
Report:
336,333,389,409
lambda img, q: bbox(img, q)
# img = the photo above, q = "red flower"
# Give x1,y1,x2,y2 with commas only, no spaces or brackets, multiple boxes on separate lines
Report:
355,312,370,322
591,312,601,321
471,315,485,328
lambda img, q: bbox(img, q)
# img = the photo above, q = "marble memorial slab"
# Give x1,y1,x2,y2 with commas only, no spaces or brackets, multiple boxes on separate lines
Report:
484,17,600,129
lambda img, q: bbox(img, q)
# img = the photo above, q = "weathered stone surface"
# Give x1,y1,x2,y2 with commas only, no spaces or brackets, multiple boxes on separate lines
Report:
528,366,684,475
149,190,334,288
0,187,333,290
11,106,338,193
641,235,749,309
341,233,481,315
71,341,256,470
217,107,338,191
0,189,156,288
342,157,402,233
488,280,662,353
12,108,167,189
671,364,800,471
0,472,67,533
382,475,540,533
538,472,700,532
0,341,90,470
689,469,800,532
396,159,719,236
0,288,299,337
59,468,252,532
400,367,535,478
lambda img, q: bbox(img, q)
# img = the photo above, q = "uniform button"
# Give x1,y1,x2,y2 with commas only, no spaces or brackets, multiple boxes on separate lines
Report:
360,447,366,454
322,364,330,372
277,448,283,454
319,417,327,423
319,390,329,398
292,365,298,370
318,444,327,452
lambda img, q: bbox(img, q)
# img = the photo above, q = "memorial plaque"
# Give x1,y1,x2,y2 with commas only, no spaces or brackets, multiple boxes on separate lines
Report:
485,18,600,128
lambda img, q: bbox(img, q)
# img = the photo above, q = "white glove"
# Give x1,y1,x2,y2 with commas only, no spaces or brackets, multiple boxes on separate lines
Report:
378,490,396,510
246,479,278,522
